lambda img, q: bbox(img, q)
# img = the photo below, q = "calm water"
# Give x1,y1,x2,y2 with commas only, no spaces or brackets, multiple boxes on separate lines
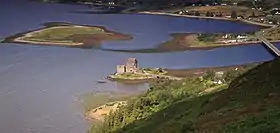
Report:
0,0,278,133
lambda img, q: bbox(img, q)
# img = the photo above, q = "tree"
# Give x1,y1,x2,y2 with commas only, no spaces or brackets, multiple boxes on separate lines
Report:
251,11,256,18
272,19,278,25
223,70,242,83
206,11,210,17
203,70,215,80
158,68,164,73
210,12,214,17
195,11,200,16
231,11,238,19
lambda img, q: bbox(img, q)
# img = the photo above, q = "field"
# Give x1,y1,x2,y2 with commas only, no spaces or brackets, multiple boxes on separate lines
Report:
261,27,280,40
25,26,107,42
185,6,264,17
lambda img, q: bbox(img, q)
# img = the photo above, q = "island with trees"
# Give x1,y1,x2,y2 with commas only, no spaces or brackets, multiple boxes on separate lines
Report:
2,22,133,48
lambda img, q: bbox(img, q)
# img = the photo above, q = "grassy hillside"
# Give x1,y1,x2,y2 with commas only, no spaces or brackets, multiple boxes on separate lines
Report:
90,57,280,133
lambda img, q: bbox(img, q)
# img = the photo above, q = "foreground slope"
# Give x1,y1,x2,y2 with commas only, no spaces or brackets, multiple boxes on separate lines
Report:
90,57,280,133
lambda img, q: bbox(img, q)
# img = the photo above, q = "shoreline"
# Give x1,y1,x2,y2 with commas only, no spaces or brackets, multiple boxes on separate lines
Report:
101,38,280,54
85,101,127,122
138,11,275,28
188,40,280,49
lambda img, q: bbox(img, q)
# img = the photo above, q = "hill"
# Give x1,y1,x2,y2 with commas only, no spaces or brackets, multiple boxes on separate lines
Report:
90,57,280,133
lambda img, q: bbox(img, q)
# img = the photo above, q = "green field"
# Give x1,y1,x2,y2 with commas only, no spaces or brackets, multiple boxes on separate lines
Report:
24,26,108,43
113,73,152,79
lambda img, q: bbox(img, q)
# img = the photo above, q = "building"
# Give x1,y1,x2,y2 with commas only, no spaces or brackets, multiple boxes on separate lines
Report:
108,1,115,5
215,71,224,79
126,58,138,72
213,71,224,84
116,58,138,74
116,65,126,74
237,35,247,39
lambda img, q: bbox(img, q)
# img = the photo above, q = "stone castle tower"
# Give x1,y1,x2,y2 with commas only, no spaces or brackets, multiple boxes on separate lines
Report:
116,58,138,74
126,58,138,72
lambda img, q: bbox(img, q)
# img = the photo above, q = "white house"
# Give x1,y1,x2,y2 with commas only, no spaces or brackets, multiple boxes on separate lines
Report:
237,35,247,39
179,11,183,15
214,80,223,85
108,2,115,5
222,34,231,39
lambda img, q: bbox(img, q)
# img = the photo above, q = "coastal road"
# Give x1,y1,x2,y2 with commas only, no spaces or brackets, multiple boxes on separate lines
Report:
255,26,280,56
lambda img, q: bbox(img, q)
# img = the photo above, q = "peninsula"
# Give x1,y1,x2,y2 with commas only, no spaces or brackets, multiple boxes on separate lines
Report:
101,27,280,53
2,22,133,48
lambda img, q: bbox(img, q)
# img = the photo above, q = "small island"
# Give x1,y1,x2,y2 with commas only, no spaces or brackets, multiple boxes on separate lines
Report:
2,22,133,48
107,58,182,83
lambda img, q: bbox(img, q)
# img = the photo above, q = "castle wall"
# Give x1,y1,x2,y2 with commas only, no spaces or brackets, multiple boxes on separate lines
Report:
116,58,139,74
116,65,126,74
126,58,138,73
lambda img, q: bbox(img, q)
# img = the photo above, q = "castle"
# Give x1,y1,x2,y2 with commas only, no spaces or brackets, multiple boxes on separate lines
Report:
116,58,138,74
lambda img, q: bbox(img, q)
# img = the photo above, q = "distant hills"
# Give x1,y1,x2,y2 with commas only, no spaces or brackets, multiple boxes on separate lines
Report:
41,0,279,11
42,0,200,5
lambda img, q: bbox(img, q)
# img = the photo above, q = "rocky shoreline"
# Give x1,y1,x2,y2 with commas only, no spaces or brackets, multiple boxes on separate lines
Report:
85,101,127,122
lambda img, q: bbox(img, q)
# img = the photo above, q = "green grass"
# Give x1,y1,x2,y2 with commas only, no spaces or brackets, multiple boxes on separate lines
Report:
25,25,107,42
142,68,167,75
114,73,152,79
89,57,280,133
223,107,280,133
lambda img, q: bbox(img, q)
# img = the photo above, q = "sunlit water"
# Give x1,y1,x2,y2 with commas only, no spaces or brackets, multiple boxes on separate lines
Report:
0,0,278,133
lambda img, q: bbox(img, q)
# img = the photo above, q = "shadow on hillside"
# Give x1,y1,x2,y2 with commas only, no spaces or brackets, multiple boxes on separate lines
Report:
113,93,215,133
112,58,280,133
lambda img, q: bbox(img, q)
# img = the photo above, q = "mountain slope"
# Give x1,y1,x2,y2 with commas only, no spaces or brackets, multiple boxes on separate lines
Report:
91,57,280,133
